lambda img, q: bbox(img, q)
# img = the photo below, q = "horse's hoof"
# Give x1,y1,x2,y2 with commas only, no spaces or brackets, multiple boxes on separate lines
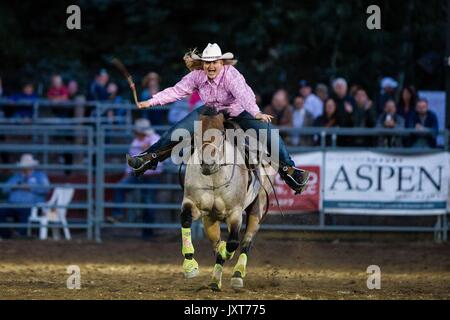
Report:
231,277,244,288
231,271,244,288
184,268,199,279
208,282,222,292
183,258,199,279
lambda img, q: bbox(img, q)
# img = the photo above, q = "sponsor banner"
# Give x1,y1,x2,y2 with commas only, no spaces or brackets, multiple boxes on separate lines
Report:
324,151,448,215
269,152,321,214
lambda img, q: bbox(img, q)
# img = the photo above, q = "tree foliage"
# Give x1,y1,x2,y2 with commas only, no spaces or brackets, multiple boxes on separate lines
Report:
0,0,446,99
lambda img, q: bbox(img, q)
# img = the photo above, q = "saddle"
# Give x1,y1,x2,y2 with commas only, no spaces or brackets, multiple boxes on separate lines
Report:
223,119,259,171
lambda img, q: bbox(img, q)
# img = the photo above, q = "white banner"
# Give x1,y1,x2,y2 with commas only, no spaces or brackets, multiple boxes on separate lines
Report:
323,151,449,215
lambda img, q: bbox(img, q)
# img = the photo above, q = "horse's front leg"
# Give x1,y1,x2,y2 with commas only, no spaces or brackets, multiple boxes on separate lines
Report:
180,201,199,279
202,216,223,291
231,213,260,289
231,193,264,289
209,211,242,291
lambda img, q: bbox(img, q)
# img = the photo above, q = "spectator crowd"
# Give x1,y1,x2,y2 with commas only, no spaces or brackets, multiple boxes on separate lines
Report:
0,71,441,148
0,70,444,240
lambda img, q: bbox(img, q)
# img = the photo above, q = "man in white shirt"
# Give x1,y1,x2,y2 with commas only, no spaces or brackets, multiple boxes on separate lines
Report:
299,80,323,119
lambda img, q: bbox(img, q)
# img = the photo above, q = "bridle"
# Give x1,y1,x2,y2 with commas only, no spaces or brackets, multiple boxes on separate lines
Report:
194,132,238,191
177,123,284,221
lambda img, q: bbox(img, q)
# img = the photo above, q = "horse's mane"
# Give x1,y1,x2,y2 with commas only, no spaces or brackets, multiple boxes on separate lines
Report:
200,106,221,117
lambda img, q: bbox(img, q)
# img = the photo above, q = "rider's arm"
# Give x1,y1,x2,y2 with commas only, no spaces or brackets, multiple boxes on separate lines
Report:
146,71,198,107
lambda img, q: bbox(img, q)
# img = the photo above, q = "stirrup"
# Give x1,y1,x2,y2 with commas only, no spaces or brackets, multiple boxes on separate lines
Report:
127,153,159,176
280,166,310,195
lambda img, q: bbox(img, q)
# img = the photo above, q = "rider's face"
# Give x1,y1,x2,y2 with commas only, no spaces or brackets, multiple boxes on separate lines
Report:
203,60,224,80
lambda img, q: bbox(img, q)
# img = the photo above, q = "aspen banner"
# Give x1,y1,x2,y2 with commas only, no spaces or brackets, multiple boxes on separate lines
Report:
323,151,449,215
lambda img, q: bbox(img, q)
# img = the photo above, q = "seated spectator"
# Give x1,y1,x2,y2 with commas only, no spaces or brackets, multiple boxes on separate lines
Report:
0,154,50,239
10,81,39,120
376,99,405,147
349,83,361,97
313,98,339,146
141,72,161,100
141,72,166,125
299,80,323,119
47,74,69,102
377,77,398,114
263,89,293,126
397,85,417,125
67,79,87,162
110,119,161,240
47,74,70,117
346,87,377,146
68,80,81,101
331,77,355,124
315,83,329,103
68,79,86,119
406,98,439,148
105,82,125,124
291,95,314,146
88,69,109,101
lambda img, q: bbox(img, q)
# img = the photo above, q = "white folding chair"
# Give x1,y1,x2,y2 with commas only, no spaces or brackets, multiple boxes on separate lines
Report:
28,187,75,240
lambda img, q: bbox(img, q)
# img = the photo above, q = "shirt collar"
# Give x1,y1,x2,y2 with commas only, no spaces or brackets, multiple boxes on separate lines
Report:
203,65,226,86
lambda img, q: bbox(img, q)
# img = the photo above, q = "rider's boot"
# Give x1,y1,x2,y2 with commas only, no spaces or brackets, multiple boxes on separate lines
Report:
126,151,162,177
279,165,310,195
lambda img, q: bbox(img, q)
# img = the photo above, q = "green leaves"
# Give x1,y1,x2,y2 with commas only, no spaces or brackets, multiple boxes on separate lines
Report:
0,0,445,96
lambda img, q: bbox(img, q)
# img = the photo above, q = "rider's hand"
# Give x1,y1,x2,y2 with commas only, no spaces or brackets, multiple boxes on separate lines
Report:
138,100,152,109
255,113,274,123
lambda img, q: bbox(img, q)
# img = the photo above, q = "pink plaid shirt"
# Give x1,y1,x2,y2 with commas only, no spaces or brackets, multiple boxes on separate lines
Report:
147,65,261,117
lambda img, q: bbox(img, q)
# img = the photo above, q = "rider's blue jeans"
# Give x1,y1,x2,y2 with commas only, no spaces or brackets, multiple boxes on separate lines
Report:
144,105,295,168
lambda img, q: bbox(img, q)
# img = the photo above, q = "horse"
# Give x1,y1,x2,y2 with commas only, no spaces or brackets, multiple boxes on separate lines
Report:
179,106,274,290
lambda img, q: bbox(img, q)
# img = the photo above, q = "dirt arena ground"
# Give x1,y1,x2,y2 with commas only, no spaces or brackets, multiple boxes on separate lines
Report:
0,232,449,299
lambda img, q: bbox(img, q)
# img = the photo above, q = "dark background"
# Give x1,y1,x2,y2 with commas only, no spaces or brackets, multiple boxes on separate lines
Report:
0,0,446,102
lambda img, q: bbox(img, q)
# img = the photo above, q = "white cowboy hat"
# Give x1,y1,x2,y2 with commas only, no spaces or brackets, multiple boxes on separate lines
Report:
191,43,234,62
17,154,39,168
133,118,154,135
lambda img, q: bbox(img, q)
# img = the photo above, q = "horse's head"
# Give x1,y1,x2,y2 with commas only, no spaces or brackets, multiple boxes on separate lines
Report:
197,106,225,175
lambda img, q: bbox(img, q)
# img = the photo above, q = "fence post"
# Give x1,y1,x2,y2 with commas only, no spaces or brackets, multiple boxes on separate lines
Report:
32,101,39,122
319,130,326,228
95,104,104,242
87,126,94,240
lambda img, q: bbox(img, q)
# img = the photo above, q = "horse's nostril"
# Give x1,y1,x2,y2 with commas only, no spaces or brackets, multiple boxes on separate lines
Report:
201,163,218,175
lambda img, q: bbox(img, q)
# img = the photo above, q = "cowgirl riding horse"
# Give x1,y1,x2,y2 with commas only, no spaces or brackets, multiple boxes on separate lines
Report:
128,43,310,192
